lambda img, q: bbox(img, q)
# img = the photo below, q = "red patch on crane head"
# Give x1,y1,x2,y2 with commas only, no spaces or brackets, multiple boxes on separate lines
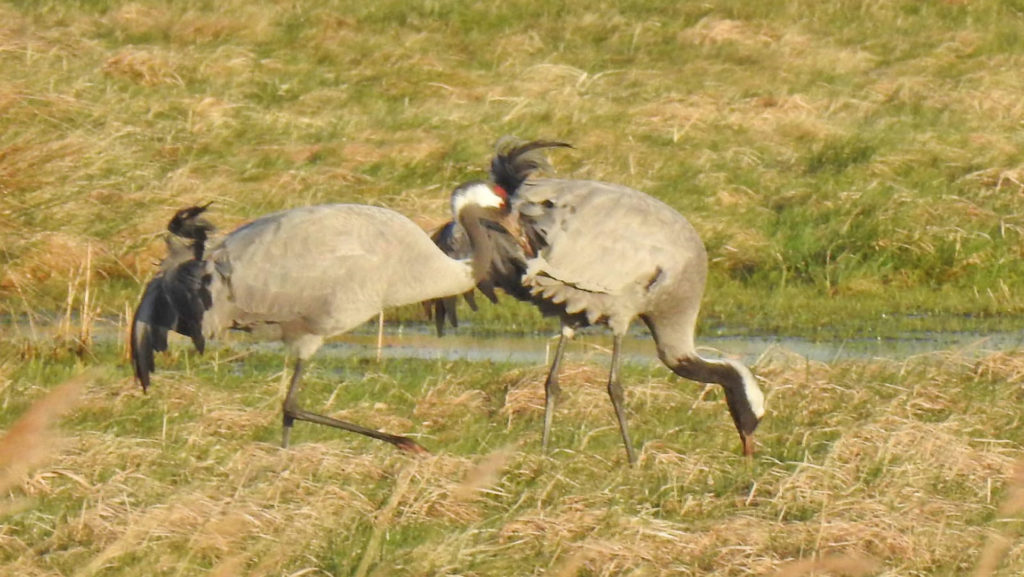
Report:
492,184,508,203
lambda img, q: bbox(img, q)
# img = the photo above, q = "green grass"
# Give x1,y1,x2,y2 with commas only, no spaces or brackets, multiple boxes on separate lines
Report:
3,0,1024,335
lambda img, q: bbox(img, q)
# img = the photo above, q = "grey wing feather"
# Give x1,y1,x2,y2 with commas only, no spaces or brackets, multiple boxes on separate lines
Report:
515,179,700,324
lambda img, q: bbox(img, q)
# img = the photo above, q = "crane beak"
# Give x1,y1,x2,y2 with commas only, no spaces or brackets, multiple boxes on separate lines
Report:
740,432,756,457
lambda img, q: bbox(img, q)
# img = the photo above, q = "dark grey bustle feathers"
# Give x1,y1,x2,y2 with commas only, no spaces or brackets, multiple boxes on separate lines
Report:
130,205,215,392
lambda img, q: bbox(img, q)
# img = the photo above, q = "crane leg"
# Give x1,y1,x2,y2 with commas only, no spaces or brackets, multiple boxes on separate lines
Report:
541,330,569,453
606,335,637,466
281,357,306,449
281,358,429,454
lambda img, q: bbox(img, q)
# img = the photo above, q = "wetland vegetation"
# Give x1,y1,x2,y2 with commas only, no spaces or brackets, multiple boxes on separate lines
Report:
2,0,1024,575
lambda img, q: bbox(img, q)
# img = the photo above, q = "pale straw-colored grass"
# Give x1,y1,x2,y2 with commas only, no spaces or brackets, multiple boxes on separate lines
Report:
4,1,1024,574
0,373,88,495
3,347,1024,575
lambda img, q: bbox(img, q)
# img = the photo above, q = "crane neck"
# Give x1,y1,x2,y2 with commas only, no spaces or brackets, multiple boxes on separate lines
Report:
642,312,764,436
669,354,764,434
456,204,500,285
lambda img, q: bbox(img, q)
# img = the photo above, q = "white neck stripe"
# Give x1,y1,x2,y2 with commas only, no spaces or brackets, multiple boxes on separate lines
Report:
729,360,765,418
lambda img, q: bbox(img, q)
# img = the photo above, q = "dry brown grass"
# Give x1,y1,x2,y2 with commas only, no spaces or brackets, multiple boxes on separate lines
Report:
973,460,1024,577
770,553,881,577
0,373,88,496
2,347,1024,575
4,0,1024,574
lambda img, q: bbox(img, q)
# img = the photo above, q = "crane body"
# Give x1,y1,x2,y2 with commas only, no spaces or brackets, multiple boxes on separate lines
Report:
132,202,497,452
438,140,766,464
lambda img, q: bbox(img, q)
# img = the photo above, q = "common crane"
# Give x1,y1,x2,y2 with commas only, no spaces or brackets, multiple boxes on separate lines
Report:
435,139,766,465
131,200,502,453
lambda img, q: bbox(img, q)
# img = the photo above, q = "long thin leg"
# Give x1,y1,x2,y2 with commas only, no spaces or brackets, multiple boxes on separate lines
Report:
541,329,569,453
606,334,637,465
281,358,428,454
281,358,304,449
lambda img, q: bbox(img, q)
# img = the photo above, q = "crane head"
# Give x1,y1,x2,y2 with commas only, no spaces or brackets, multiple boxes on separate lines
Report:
167,202,216,241
450,180,507,218
724,360,765,458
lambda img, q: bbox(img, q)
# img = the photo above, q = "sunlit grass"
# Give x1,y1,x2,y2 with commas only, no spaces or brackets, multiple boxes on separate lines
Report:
2,335,1024,575
3,0,1024,335
3,0,1024,575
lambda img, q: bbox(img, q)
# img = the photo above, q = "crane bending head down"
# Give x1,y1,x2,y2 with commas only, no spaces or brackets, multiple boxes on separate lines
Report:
434,138,766,464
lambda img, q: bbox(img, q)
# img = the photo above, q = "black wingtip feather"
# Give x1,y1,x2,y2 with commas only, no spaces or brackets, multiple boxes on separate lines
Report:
130,278,163,392
463,290,480,311
432,298,449,337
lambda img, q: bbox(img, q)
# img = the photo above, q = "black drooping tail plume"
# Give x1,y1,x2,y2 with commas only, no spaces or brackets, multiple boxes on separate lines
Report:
426,214,523,336
130,205,216,392
489,137,572,196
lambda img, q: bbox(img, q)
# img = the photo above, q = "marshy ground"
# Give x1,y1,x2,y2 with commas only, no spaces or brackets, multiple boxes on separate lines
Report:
2,0,1024,574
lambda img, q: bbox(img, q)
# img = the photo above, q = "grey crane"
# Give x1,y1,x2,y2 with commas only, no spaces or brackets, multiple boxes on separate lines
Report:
131,200,502,452
436,139,766,465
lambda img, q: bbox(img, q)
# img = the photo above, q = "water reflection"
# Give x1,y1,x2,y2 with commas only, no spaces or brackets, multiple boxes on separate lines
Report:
321,324,1024,366
5,315,1021,366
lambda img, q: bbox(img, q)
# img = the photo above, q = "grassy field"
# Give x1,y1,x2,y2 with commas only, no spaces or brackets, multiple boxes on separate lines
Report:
3,0,1024,336
3,342,1024,575
2,0,1024,575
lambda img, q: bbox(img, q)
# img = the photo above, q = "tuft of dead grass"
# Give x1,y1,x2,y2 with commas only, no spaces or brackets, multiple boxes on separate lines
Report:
500,363,611,427
771,553,882,577
973,459,1024,577
679,17,775,47
103,48,185,87
452,446,513,502
0,372,88,495
108,2,276,45
500,367,547,422
414,380,490,428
